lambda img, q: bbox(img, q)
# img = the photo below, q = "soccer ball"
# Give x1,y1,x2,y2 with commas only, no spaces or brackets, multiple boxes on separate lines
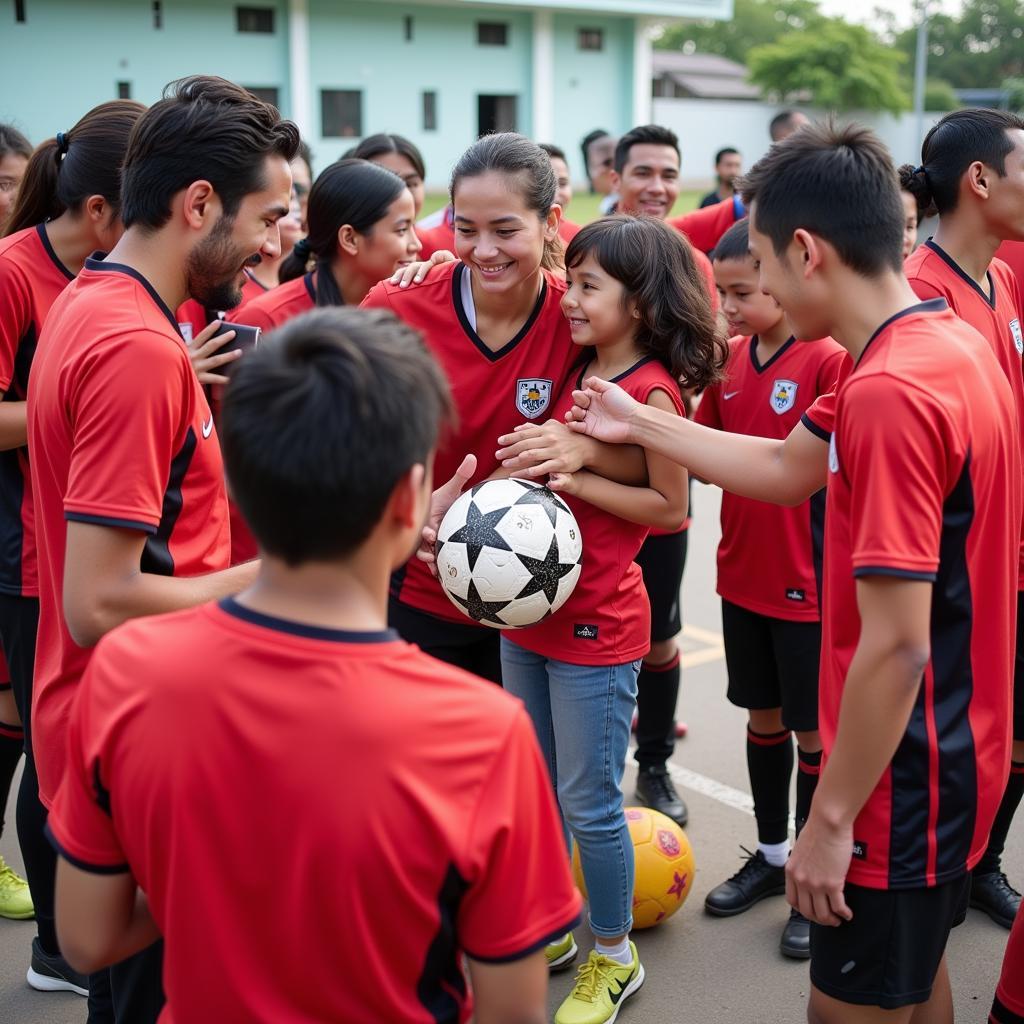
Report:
435,478,583,629
572,807,696,929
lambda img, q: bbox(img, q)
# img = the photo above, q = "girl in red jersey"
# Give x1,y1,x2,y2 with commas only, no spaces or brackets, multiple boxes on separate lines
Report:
363,133,591,683
241,158,423,333
500,215,724,1024
0,99,146,995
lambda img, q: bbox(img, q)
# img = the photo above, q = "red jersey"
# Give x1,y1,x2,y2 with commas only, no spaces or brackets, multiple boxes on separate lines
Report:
27,258,231,807
511,357,684,666
695,335,848,621
668,196,743,254
0,225,75,597
995,240,1024,297
905,241,1024,589
174,269,270,343
47,598,581,1024
236,271,317,333
363,262,579,623
821,300,1020,890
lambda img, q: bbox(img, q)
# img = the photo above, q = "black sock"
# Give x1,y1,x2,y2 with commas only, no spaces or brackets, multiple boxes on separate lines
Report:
635,652,681,771
747,727,793,846
16,752,58,955
795,747,822,830
0,721,23,838
977,760,1024,876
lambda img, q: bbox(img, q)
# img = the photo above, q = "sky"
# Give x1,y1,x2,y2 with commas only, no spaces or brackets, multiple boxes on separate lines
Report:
817,0,964,29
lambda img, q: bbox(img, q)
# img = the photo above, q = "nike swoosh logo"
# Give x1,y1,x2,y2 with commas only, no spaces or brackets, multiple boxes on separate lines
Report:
609,973,633,1005
202,416,214,439
723,391,741,400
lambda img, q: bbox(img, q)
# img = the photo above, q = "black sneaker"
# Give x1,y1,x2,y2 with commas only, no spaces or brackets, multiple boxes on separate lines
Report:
970,871,1021,930
779,907,811,959
26,937,88,996
635,766,688,827
704,848,786,917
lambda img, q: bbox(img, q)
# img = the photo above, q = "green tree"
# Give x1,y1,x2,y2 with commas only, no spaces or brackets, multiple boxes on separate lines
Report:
748,21,909,114
655,0,825,64
923,78,961,111
1004,77,1024,110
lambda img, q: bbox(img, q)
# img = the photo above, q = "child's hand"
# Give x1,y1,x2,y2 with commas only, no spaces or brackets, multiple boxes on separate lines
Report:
547,471,580,496
389,249,456,289
187,321,241,385
495,420,588,477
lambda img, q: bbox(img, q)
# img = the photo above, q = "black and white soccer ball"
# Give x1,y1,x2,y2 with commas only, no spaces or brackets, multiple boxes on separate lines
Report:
435,478,583,629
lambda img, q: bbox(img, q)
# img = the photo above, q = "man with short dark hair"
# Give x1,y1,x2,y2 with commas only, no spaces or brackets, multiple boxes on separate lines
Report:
769,109,810,143
47,308,581,1024
699,147,742,208
28,74,299,1021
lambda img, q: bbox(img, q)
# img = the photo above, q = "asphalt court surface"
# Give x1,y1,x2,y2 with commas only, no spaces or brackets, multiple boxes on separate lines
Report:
0,484,1017,1022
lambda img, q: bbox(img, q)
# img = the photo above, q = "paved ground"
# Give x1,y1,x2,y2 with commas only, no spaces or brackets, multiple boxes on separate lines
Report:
0,483,1018,1022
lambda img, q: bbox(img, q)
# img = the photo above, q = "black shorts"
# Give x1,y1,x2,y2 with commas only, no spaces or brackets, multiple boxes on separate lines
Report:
721,599,820,733
388,597,501,684
810,875,969,1010
635,529,688,644
1014,592,1024,741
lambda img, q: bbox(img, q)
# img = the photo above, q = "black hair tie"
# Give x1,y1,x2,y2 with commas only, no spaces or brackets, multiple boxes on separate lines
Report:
55,131,69,160
292,237,312,260
914,165,927,178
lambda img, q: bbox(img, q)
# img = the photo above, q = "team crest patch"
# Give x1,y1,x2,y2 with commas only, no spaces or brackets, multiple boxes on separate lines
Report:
770,379,798,414
1011,318,1023,356
516,378,552,420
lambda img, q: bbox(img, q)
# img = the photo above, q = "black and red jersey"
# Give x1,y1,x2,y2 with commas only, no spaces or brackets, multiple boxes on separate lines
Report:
695,335,847,620
821,300,1020,890
47,598,581,1023
28,258,231,807
362,261,579,624
0,225,75,597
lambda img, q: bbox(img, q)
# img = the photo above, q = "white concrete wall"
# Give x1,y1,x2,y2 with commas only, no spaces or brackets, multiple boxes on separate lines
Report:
652,98,951,189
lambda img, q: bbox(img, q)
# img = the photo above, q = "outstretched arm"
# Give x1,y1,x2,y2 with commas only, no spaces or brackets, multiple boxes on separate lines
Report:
567,377,829,507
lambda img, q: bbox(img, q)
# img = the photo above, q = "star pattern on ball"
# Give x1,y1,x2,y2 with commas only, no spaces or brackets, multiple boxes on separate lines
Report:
450,579,511,627
512,485,570,528
514,535,579,604
444,500,512,570
667,871,689,901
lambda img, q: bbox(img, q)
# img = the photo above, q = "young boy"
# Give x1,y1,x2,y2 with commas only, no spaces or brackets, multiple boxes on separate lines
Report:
696,219,847,960
47,308,582,1023
569,122,1021,1023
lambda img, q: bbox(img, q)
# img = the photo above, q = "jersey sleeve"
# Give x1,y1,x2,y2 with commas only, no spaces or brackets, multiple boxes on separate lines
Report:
359,280,397,312
63,333,194,532
816,348,849,397
669,197,741,254
0,259,31,392
801,356,851,442
458,706,582,962
693,382,723,430
907,276,946,303
46,651,130,873
839,375,950,580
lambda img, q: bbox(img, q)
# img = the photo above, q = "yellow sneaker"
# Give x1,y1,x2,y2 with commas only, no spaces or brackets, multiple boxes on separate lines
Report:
545,932,579,971
554,943,644,1024
0,855,33,920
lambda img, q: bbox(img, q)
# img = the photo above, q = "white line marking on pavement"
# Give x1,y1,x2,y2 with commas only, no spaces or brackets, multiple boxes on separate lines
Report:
665,762,754,817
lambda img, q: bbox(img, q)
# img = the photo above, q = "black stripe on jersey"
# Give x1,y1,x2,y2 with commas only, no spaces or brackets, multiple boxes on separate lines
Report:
451,262,548,363
991,994,1024,1024
219,596,398,643
141,427,197,577
303,270,317,304
44,823,130,875
924,240,997,310
857,299,948,367
809,488,826,604
35,224,75,281
465,916,584,963
928,456,978,880
575,355,656,390
748,335,796,374
800,412,831,443
83,257,181,334
417,863,468,1024
853,567,937,581
888,673,931,886
66,513,157,534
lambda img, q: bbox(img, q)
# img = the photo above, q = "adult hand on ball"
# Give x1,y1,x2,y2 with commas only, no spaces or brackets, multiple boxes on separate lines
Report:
495,419,589,478
187,321,241,386
417,453,477,577
564,377,640,445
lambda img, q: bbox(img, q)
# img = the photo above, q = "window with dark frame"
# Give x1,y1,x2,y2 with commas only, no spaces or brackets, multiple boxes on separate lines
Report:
236,5,274,33
321,90,363,138
577,27,604,51
14,0,26,23
117,81,132,100
152,0,162,29
404,15,413,41
244,86,280,109
477,22,508,46
422,91,437,132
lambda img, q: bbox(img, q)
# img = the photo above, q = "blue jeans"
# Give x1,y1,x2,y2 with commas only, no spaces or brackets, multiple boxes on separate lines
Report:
500,637,640,938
